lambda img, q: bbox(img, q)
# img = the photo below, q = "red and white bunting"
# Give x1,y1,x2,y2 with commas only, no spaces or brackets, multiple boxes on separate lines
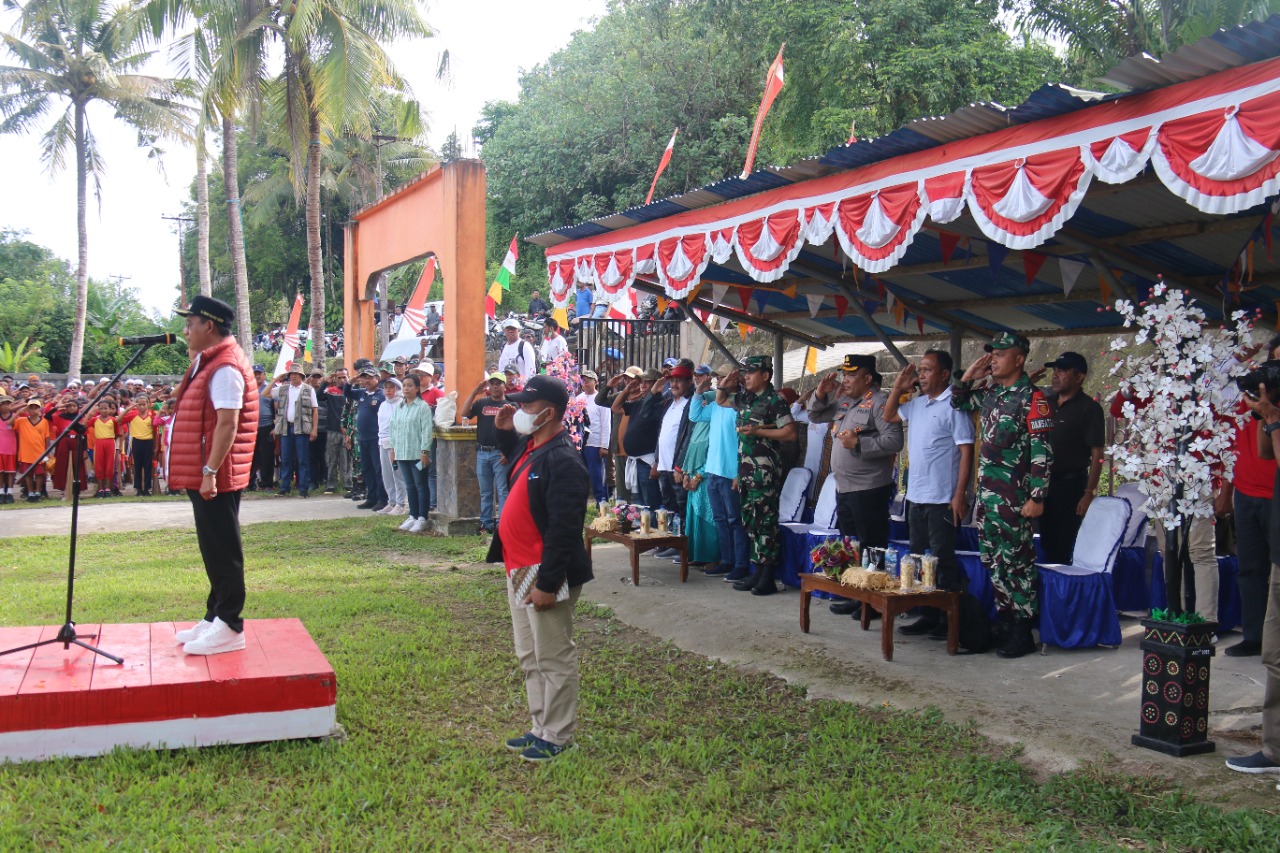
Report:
543,63,1280,307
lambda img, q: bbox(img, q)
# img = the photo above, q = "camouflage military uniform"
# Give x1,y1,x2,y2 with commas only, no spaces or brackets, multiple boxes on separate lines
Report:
952,374,1053,618
734,382,794,568
342,397,362,475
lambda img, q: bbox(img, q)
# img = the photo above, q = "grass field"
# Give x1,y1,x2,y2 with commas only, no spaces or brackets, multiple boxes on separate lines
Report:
1,518,1277,850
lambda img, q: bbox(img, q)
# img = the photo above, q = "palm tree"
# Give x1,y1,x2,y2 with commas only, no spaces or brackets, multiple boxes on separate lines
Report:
195,132,211,297
0,0,187,378
162,0,273,353
272,0,431,369
1015,0,1280,81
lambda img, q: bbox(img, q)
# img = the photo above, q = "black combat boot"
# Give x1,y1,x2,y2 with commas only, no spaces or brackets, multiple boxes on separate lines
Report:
750,564,778,596
733,567,763,591
996,618,1038,659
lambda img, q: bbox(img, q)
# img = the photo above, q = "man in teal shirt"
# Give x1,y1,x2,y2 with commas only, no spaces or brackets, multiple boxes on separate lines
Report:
689,365,750,581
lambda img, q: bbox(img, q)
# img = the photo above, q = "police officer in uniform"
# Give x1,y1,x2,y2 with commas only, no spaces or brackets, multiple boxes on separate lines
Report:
952,332,1053,658
716,355,796,595
809,354,904,616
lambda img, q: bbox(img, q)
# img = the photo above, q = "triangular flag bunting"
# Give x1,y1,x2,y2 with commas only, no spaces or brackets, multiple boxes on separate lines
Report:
917,315,925,334
488,280,504,303
656,296,668,315
496,236,518,290
552,307,569,330
712,283,729,310
782,283,798,299
1059,258,1085,297
834,296,848,320
938,231,961,266
737,287,753,312
893,301,906,328
806,294,824,318
1023,251,1048,285
755,291,770,313
863,299,878,316
738,323,751,341
986,241,1009,280
303,336,313,364
804,346,818,375
1098,273,1112,306
485,294,498,319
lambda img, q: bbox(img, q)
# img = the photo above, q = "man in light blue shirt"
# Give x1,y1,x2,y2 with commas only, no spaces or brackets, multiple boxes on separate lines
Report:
883,350,975,638
689,366,750,581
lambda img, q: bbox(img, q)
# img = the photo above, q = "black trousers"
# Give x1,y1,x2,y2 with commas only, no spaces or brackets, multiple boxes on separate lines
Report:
132,438,153,494
1040,469,1089,564
309,429,327,491
907,501,963,591
835,483,894,548
1235,491,1274,644
188,488,246,633
252,425,275,489
658,470,687,518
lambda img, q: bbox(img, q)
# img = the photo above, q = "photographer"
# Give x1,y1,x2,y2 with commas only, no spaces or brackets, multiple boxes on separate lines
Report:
1228,361,1280,773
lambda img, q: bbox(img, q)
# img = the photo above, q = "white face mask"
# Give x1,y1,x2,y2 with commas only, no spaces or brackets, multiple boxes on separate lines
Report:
513,407,548,435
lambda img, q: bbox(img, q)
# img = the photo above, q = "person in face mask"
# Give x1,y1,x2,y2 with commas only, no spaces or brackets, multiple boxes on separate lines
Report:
485,374,593,763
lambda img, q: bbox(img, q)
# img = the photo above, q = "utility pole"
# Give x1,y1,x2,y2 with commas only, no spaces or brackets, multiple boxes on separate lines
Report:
162,215,196,309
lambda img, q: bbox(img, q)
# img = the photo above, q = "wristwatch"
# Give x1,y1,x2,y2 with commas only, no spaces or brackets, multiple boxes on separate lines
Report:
1264,421,1280,436
202,465,218,477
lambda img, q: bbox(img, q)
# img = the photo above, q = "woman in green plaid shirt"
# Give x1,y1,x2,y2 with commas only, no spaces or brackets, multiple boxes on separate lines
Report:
389,375,435,533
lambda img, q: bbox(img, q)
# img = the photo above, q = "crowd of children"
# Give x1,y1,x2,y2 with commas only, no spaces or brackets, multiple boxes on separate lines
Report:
0,374,176,503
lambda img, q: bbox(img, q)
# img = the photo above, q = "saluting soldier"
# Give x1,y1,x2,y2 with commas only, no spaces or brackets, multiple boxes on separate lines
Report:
716,355,796,596
952,332,1053,659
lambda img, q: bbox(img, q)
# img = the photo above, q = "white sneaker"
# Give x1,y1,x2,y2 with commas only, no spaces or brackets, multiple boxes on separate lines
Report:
409,517,427,533
398,517,416,531
182,618,246,656
377,503,395,514
174,619,215,644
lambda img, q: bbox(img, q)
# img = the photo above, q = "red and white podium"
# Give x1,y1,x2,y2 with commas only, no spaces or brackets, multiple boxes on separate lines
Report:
0,618,337,763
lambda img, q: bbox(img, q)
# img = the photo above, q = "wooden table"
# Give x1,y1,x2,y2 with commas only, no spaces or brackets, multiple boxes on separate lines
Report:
584,528,688,586
799,572,961,661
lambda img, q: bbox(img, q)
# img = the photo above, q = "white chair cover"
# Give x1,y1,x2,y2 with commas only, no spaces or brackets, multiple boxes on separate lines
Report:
1038,496,1130,648
1044,495,1131,575
779,468,812,524
889,491,906,521
1113,482,1149,547
811,476,839,530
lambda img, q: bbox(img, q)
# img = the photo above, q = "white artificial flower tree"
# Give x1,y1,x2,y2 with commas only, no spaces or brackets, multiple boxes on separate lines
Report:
1109,282,1252,615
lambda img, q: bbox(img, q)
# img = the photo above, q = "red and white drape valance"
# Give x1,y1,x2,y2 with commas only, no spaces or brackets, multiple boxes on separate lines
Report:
546,82,1280,307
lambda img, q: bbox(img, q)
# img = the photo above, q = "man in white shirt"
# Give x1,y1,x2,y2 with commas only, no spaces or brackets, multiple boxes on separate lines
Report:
539,317,569,365
578,370,611,508
883,349,976,638
498,319,537,384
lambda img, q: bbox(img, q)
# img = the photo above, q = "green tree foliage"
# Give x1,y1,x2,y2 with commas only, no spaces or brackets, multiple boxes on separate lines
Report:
478,0,1071,306
0,229,187,374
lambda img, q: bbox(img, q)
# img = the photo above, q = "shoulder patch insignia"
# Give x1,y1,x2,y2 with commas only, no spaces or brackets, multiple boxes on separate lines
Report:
1027,391,1054,434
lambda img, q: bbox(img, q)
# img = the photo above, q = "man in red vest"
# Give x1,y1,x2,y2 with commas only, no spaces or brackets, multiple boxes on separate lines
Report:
168,296,259,656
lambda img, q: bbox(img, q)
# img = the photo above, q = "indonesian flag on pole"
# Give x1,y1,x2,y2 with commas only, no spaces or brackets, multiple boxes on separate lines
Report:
496,236,518,290
397,256,437,340
741,45,785,178
272,293,305,377
645,128,679,204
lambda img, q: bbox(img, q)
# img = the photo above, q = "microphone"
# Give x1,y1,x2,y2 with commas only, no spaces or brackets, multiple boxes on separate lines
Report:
118,333,178,346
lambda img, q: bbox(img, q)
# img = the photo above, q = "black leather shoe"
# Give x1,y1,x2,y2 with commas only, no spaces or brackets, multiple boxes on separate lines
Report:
1224,640,1262,657
996,619,1038,659
357,499,376,509
369,501,387,512
898,616,939,636
733,570,762,591
828,600,857,616
927,619,949,641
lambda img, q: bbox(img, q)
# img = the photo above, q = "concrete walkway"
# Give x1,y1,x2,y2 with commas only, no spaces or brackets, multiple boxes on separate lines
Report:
0,494,372,538
578,543,1272,802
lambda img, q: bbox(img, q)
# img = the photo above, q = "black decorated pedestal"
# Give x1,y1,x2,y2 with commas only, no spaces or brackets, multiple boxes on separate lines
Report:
1131,618,1217,757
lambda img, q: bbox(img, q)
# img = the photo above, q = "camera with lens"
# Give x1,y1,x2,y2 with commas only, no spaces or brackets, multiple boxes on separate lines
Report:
1236,359,1280,408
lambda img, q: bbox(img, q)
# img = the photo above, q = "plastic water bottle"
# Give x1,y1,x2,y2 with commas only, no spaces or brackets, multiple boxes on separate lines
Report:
884,545,900,578
672,515,682,536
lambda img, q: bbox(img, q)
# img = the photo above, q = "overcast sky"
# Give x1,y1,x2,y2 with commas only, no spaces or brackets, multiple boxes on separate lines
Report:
0,0,606,315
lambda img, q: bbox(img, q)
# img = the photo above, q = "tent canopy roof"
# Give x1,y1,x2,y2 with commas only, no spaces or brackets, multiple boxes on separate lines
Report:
529,18,1280,347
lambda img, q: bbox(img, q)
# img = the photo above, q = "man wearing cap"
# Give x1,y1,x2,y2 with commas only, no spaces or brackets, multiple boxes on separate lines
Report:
883,350,976,638
613,366,666,512
953,332,1054,659
578,370,611,508
249,365,275,491
655,362,694,535
718,355,797,595
596,365,642,503
540,317,569,365
463,373,513,533
810,354,904,612
486,375,592,762
499,320,538,385
168,295,259,656
691,364,751,580
1040,352,1105,564
272,364,319,497
346,366,388,512
391,356,409,382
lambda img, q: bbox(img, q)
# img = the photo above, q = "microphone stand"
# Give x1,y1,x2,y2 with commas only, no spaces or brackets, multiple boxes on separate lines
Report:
0,340,164,664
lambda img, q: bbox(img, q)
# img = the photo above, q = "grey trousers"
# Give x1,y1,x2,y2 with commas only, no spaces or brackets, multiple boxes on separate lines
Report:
507,577,582,747
1262,564,1280,760
325,431,351,491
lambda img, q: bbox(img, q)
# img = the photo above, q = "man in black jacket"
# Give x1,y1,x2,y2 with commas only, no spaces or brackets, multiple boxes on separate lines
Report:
486,375,593,763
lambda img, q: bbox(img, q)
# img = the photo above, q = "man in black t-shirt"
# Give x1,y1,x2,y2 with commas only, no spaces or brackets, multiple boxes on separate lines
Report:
1042,352,1106,564
463,372,511,533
